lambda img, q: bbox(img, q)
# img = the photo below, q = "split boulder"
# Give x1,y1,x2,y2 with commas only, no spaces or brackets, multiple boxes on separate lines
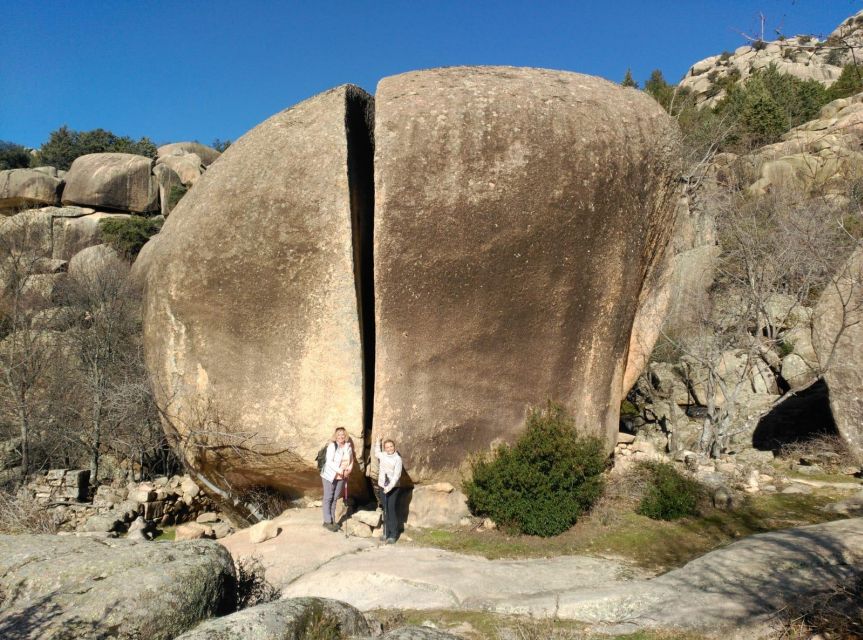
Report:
372,67,681,480
135,85,373,494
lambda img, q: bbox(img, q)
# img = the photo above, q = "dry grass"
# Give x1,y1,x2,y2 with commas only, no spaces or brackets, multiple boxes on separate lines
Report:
772,573,863,639
778,433,857,473
0,489,62,534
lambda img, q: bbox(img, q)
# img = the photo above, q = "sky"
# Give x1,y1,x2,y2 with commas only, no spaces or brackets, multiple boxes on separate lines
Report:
1,1,859,149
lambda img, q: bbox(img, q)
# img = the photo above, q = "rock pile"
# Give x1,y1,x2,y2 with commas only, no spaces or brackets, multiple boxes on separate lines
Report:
19,470,223,535
0,141,219,216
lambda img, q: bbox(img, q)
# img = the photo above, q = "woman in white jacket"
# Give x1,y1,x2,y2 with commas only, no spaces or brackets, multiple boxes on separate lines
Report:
320,427,353,531
374,437,403,543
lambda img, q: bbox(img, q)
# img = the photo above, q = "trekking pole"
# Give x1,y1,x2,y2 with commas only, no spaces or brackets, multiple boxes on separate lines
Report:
343,475,349,539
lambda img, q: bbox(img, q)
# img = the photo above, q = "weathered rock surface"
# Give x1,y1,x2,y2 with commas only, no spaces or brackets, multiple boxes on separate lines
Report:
0,168,62,210
62,153,159,213
134,85,373,493
0,535,236,640
405,483,470,529
175,597,369,640
68,243,125,281
813,247,863,458
157,152,204,186
157,141,221,166
152,162,184,214
53,212,130,260
372,67,681,479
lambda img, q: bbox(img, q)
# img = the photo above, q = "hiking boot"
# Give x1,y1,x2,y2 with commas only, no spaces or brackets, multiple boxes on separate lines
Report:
323,522,335,531
386,537,396,544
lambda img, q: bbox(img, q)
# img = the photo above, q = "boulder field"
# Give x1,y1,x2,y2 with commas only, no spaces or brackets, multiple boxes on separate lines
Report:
135,66,682,493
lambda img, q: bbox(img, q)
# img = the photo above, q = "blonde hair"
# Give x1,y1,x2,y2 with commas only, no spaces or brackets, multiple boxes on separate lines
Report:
331,427,347,442
383,439,396,448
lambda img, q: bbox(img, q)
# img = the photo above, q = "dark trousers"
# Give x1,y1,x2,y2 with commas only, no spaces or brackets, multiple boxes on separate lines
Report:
380,487,400,539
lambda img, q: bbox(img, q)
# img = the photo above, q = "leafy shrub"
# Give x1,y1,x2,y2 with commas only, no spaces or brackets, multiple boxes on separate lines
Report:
636,461,704,520
719,50,732,62
717,65,829,150
0,141,31,170
167,184,188,210
464,402,607,537
826,47,847,67
752,39,767,51
826,64,863,101
34,126,157,171
99,216,162,259
298,602,346,640
211,138,232,153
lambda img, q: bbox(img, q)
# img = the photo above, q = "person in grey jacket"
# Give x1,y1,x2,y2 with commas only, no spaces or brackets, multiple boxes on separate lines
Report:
320,427,354,531
374,437,403,543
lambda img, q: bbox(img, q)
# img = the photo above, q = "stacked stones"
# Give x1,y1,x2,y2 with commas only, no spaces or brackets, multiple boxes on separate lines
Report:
21,470,221,535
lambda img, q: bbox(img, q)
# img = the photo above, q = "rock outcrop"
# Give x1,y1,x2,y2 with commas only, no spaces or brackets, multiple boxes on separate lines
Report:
679,11,863,108
157,141,221,167
372,67,681,480
813,247,863,459
0,168,62,211
134,85,373,494
175,597,369,640
62,153,159,213
0,535,236,640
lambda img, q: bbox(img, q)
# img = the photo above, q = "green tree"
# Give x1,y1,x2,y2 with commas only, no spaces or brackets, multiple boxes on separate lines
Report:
644,69,675,111
0,141,31,170
826,64,863,101
211,138,232,152
34,126,157,171
621,68,639,88
464,402,606,537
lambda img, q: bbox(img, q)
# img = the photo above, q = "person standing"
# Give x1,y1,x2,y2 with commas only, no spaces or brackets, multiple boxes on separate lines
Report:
374,437,403,543
320,427,353,531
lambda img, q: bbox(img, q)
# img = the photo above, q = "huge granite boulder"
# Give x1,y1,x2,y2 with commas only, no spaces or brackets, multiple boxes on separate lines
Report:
372,67,681,480
62,153,159,213
813,247,863,458
156,152,204,186
0,535,236,640
134,85,373,494
0,168,62,211
157,141,221,166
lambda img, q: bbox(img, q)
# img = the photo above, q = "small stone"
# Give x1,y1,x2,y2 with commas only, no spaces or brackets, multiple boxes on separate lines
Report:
782,483,813,495
210,522,234,539
425,482,455,493
346,519,372,538
175,522,211,541
196,512,221,524
617,432,637,445
248,520,281,544
482,518,496,530
353,510,382,528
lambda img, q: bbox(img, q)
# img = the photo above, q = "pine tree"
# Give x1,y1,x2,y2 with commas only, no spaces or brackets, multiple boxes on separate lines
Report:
621,68,639,88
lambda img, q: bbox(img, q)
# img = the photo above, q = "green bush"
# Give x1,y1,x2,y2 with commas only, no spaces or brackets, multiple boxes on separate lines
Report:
636,461,704,521
34,126,157,171
826,64,863,101
0,141,31,170
464,402,607,537
99,216,162,259
167,184,188,210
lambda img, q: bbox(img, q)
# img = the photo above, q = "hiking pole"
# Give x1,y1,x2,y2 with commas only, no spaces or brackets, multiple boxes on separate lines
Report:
343,475,349,539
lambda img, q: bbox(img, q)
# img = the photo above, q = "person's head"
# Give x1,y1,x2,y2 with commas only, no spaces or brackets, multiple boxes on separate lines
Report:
333,427,347,445
383,439,396,455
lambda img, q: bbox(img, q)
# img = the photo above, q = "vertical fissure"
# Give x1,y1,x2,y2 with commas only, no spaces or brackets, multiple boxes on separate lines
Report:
345,87,376,473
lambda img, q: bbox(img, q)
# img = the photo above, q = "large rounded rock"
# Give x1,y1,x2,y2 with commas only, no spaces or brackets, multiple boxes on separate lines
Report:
62,152,159,213
174,597,369,640
813,247,863,458
157,141,221,166
0,168,62,210
53,212,131,260
0,535,236,640
372,67,681,480
135,85,373,493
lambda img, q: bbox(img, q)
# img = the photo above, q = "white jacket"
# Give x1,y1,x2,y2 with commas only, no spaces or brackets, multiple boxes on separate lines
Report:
374,440,402,493
320,441,353,483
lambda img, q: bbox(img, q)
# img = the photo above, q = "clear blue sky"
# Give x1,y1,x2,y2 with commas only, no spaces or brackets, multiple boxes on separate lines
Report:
1,1,858,148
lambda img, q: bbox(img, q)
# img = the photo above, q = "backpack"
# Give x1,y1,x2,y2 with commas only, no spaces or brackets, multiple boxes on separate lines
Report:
315,442,331,472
